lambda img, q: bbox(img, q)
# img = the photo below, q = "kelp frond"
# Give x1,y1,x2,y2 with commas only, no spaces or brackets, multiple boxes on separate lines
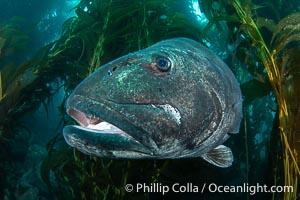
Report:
88,0,113,73
271,13,300,55
0,71,2,101
232,0,300,199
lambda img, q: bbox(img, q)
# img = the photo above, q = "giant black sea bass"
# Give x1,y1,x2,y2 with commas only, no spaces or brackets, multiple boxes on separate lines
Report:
63,37,243,168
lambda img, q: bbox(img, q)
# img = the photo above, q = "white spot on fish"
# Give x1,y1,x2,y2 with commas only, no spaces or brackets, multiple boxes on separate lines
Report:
153,104,181,125
151,104,157,108
212,122,217,128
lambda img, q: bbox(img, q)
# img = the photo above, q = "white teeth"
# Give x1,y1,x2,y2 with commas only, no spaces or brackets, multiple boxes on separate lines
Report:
85,121,133,138
86,122,125,134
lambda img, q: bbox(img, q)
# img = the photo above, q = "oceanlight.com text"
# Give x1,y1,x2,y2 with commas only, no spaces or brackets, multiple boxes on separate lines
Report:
208,183,293,195
124,182,293,195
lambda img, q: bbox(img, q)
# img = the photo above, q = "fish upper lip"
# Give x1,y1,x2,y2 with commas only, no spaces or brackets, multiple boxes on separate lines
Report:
67,108,102,127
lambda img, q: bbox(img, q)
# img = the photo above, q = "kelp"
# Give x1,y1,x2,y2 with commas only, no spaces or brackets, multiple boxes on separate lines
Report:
1,0,299,199
0,18,40,131
269,12,300,200
41,136,165,199
231,1,300,199
0,37,6,56
0,17,33,58
0,71,2,101
199,0,300,199
35,0,205,198
13,0,202,117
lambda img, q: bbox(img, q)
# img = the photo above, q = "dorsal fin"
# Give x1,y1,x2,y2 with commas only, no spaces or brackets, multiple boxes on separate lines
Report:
201,145,233,168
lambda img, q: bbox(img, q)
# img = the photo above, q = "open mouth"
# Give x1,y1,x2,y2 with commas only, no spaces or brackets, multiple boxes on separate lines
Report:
63,94,181,158
67,108,132,138
63,106,155,158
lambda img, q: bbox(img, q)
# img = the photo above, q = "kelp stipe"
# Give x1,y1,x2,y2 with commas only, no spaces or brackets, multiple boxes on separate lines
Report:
232,1,300,199
0,71,2,101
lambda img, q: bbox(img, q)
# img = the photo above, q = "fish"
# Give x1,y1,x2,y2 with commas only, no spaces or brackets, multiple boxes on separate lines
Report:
63,37,242,168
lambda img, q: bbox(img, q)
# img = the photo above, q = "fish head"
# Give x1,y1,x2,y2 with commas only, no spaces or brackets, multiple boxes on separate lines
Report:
63,38,242,159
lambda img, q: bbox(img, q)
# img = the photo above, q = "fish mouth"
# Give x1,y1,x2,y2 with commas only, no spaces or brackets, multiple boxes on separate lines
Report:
67,108,132,138
62,95,156,158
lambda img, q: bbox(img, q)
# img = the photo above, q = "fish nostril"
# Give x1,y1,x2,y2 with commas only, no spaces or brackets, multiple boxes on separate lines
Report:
112,66,117,71
107,70,113,76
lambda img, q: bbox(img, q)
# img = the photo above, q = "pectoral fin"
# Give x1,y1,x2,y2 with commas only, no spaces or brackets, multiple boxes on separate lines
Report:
201,145,233,168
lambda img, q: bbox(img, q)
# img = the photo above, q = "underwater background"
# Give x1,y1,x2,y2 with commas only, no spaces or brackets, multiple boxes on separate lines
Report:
0,0,299,199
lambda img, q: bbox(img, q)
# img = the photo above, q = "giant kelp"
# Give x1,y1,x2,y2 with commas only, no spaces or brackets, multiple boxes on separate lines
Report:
0,0,204,199
1,0,300,199
0,17,40,138
0,71,2,101
199,0,300,199
232,2,300,199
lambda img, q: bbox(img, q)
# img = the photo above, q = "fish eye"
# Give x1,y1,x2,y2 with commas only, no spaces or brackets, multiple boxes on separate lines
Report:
155,56,171,71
